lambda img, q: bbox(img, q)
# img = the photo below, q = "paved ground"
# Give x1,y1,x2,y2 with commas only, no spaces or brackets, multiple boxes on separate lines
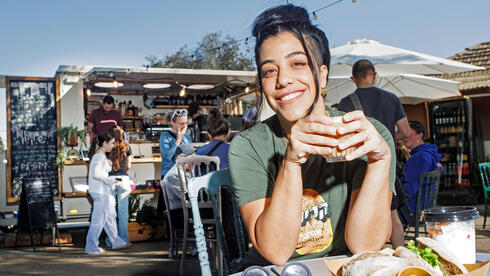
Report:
0,205,489,276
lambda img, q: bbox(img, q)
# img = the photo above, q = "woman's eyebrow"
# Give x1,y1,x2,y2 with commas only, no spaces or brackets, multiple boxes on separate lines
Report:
260,51,306,68
285,51,306,59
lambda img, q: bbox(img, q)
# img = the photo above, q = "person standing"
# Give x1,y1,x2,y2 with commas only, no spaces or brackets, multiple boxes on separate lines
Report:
337,59,411,248
402,120,441,214
87,95,123,141
159,109,192,178
105,126,132,246
85,131,131,254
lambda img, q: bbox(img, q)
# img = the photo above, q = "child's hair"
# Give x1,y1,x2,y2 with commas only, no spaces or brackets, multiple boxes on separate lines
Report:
88,131,114,159
109,126,128,171
206,108,230,138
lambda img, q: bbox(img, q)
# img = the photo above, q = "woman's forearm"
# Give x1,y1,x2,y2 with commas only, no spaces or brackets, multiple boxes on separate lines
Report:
345,159,392,253
254,160,303,265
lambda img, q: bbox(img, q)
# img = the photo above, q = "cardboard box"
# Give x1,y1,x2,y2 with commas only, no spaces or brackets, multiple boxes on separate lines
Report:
4,232,72,248
324,257,490,276
128,222,166,242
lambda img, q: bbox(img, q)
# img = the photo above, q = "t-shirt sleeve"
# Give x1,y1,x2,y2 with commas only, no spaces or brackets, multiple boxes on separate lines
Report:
88,110,96,124
394,96,407,122
229,134,272,207
367,117,396,194
337,97,354,113
116,112,123,128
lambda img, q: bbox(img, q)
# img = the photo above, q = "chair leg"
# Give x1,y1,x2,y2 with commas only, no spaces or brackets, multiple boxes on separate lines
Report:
180,222,189,276
414,220,419,241
484,198,488,229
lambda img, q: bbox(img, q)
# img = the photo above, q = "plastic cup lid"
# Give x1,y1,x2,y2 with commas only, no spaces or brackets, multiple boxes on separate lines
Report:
422,206,479,222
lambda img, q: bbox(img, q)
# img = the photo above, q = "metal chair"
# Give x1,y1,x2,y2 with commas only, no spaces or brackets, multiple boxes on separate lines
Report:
405,169,440,240
188,169,248,276
479,162,490,229
175,155,220,276
160,181,178,259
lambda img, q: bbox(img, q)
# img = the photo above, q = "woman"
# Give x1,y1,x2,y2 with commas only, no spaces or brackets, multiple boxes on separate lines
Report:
196,108,230,171
85,131,130,254
228,4,396,266
159,109,192,178
107,126,132,245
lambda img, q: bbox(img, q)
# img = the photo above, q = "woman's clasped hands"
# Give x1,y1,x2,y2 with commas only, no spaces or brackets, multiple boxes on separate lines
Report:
285,110,391,165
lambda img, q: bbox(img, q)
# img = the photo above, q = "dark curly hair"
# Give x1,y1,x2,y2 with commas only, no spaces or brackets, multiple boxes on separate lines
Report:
252,4,331,115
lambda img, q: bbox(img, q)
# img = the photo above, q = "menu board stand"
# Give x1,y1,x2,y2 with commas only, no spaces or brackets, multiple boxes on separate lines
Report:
15,178,61,251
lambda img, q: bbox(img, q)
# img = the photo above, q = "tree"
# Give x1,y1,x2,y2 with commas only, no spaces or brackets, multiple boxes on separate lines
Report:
145,32,255,70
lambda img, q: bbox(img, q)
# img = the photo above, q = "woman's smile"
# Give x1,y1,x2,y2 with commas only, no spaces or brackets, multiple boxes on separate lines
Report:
276,90,305,104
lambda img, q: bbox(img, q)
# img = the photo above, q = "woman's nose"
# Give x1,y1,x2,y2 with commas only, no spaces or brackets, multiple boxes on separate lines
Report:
276,69,293,89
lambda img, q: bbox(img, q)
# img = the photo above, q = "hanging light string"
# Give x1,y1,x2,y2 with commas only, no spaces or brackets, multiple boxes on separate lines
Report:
165,0,356,61
312,0,344,20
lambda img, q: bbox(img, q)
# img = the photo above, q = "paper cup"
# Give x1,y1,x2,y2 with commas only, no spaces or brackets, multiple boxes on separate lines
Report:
324,116,356,163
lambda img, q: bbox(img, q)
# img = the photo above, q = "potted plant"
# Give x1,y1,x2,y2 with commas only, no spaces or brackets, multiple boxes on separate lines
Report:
56,124,87,168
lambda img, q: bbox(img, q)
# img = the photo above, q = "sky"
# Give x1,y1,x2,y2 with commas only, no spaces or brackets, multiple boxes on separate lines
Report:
0,0,489,144
0,0,488,77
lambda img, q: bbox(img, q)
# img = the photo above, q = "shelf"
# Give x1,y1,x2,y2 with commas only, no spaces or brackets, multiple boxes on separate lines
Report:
63,188,160,198
153,105,218,109
123,116,144,119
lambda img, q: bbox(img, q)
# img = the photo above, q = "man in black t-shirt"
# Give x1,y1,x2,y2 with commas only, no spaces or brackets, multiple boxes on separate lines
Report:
337,59,411,249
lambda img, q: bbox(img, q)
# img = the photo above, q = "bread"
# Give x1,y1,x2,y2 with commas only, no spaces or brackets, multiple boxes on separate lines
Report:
416,237,468,275
342,251,411,276
394,247,443,276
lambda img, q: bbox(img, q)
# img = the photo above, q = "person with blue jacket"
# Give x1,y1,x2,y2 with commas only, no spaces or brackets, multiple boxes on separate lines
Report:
160,109,192,178
402,120,441,214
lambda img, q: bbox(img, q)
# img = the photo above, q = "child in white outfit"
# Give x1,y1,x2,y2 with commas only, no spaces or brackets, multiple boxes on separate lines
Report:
85,132,131,254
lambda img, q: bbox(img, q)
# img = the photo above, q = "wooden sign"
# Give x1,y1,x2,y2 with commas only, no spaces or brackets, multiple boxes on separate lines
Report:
6,77,61,202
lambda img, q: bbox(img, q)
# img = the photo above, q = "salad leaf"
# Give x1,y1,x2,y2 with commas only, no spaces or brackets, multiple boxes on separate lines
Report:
406,240,440,268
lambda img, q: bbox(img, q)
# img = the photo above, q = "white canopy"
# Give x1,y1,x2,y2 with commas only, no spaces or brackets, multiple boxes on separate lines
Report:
330,39,484,76
326,73,461,105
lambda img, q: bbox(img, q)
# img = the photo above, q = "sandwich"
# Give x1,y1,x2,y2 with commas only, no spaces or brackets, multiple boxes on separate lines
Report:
341,237,468,276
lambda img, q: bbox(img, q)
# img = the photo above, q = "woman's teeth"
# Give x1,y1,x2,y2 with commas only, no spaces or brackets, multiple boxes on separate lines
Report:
281,91,302,101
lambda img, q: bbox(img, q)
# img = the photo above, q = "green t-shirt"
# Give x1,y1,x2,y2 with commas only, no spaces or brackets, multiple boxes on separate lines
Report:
229,107,395,265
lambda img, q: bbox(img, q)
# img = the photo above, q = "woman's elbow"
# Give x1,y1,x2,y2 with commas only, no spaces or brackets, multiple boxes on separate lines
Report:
259,249,291,266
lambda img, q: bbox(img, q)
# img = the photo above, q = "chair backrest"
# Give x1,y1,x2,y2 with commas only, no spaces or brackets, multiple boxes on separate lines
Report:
175,155,220,208
188,169,247,275
415,170,441,221
479,162,490,196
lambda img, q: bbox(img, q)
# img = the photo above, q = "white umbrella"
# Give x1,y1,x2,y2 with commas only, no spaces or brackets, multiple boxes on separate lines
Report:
326,73,461,105
330,39,484,76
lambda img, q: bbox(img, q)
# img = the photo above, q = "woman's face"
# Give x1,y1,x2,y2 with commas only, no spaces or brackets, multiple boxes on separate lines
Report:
259,31,328,123
172,115,188,131
102,138,115,152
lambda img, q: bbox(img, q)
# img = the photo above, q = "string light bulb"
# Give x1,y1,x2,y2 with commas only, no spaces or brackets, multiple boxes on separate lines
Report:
179,86,186,97
245,86,250,93
313,12,318,21
86,88,92,96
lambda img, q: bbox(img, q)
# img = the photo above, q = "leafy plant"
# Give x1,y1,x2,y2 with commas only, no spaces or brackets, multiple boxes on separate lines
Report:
55,124,87,168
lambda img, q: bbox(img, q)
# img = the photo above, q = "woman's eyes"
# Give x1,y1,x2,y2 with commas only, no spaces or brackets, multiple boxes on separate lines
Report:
292,61,307,68
261,60,308,77
262,68,277,77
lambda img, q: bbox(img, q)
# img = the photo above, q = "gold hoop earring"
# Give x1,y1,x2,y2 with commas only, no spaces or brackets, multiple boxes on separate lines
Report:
321,87,327,96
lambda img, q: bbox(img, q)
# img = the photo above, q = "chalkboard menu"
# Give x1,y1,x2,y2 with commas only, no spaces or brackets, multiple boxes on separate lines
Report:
7,77,61,203
17,178,58,231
